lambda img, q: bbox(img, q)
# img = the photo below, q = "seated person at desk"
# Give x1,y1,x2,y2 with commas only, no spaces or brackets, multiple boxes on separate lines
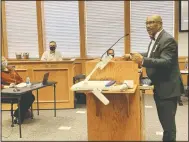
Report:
1,56,35,124
106,49,121,61
107,49,115,57
41,41,63,61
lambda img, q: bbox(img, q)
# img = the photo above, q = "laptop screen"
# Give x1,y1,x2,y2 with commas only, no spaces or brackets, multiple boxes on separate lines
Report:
42,72,49,85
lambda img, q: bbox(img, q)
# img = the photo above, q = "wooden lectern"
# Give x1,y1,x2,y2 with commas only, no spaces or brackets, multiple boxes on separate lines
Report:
85,59,145,141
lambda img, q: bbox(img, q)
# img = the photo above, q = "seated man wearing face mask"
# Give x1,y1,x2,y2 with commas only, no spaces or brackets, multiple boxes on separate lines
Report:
107,49,115,58
1,56,35,124
41,41,63,61
107,49,124,61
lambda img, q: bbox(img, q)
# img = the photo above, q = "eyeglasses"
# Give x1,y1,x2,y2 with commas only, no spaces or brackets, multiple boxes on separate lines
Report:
145,21,161,25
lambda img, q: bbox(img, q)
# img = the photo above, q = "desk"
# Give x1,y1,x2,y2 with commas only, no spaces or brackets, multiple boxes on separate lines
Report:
1,81,57,138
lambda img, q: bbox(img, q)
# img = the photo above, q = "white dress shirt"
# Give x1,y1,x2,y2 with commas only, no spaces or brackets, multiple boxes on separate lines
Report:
41,50,63,61
147,29,163,57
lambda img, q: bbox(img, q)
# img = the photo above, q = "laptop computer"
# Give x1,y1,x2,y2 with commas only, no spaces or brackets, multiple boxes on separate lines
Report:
42,72,49,85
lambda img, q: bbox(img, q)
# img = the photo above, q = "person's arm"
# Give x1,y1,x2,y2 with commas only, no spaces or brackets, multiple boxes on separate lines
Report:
141,52,148,57
41,52,47,61
2,70,23,85
142,38,177,68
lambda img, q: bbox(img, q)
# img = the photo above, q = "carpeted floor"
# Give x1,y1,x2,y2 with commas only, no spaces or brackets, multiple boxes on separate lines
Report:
1,95,188,141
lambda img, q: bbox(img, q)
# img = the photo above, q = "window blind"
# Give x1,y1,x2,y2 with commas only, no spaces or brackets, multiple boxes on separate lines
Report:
5,1,39,58
85,1,124,57
130,1,174,53
43,1,80,58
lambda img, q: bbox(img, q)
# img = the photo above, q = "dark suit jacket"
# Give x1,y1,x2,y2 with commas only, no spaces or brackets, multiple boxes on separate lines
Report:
142,30,184,99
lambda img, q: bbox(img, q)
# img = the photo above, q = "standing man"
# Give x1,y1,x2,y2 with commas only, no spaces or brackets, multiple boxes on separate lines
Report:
124,15,184,141
41,41,63,61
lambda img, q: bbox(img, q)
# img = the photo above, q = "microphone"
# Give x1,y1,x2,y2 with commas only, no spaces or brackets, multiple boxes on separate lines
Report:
100,34,129,60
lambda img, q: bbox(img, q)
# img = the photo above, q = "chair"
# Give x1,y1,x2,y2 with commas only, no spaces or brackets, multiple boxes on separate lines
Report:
1,97,33,127
73,74,86,108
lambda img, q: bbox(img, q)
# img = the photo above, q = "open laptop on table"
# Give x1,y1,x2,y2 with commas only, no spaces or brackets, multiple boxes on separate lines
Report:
30,72,49,88
42,72,49,85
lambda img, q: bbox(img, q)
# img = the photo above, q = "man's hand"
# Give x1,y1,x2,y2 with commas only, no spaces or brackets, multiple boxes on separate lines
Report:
130,53,143,64
123,54,131,60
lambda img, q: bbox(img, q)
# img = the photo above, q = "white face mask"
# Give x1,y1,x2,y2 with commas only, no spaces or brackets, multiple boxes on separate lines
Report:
2,60,8,70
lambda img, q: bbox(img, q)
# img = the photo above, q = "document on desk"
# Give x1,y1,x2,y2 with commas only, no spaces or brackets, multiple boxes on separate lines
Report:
16,83,27,88
71,80,115,91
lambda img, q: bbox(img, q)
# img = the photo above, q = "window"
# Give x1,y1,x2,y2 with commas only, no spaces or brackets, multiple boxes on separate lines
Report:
130,1,174,53
43,1,80,58
5,1,39,58
86,1,124,57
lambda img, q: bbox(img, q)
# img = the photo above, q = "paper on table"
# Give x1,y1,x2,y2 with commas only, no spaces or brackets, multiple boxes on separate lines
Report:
16,82,27,88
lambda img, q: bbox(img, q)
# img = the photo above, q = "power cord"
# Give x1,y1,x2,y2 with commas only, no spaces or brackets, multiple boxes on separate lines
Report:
2,126,13,139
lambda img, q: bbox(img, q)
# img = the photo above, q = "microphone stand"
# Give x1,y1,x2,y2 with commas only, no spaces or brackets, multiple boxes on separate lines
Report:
100,34,129,60
71,34,129,105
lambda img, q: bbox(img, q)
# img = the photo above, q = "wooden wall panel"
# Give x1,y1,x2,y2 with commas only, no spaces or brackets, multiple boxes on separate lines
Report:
36,1,44,57
2,1,8,58
79,1,86,58
174,1,179,42
74,63,82,76
33,69,69,101
15,69,28,81
86,60,139,84
124,1,130,54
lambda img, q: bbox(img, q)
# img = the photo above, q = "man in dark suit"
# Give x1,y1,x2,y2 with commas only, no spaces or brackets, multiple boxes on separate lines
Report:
124,15,184,141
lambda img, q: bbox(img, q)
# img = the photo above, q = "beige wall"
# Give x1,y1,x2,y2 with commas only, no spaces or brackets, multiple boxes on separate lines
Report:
178,32,188,57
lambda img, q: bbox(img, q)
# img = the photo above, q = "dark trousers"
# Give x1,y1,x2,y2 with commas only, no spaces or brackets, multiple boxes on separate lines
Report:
154,95,178,141
14,91,35,122
177,96,182,103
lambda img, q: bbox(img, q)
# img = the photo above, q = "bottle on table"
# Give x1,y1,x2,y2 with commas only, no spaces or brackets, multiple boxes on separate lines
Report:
26,76,31,87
